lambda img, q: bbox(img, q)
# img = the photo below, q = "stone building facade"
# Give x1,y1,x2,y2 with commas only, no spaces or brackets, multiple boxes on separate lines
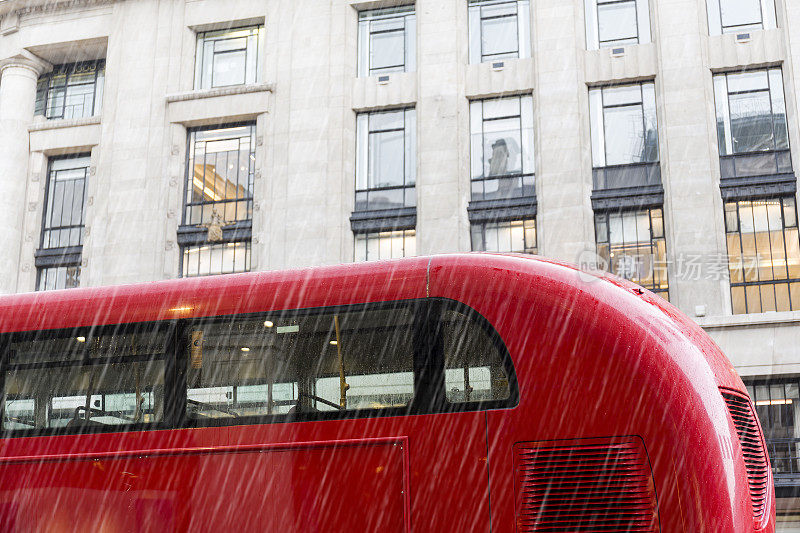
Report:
1,0,800,524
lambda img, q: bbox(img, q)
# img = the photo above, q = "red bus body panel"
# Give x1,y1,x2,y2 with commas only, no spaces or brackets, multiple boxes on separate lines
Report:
0,254,775,532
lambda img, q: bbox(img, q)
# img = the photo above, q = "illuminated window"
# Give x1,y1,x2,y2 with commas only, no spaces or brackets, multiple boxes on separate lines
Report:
725,197,800,314
180,124,254,277
182,241,251,278
355,108,416,211
706,0,776,35
34,61,104,120
745,379,799,478
195,26,264,89
358,6,416,77
468,0,530,64
471,219,536,254
595,207,669,299
184,125,254,225
36,155,90,291
470,95,535,201
584,0,651,50
355,230,416,262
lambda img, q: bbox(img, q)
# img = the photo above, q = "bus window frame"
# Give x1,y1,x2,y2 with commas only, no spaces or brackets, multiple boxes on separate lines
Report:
0,320,177,437
0,298,518,438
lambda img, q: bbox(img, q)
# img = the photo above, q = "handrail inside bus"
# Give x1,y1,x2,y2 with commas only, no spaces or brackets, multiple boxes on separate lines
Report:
186,399,240,418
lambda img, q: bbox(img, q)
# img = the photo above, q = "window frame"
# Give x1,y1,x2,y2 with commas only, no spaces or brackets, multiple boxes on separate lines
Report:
594,207,669,299
470,218,537,254
357,6,416,77
0,320,177,436
706,0,777,36
35,154,92,292
468,0,531,65
724,197,800,314
354,229,417,262
194,25,265,90
0,299,518,438
355,108,417,212
469,95,536,202
713,68,789,158
179,122,256,278
589,81,660,168
584,0,651,50
34,60,105,120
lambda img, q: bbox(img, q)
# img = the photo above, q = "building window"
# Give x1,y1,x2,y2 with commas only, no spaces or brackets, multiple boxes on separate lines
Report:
36,155,90,291
589,82,659,168
745,378,800,480
182,241,251,277
706,0,776,36
724,197,800,314
194,26,264,89
584,0,651,50
468,0,530,64
358,6,416,77
184,125,254,225
355,230,416,262
471,219,536,254
355,108,416,212
34,61,104,120
714,68,788,161
595,208,669,298
180,124,255,277
470,95,535,201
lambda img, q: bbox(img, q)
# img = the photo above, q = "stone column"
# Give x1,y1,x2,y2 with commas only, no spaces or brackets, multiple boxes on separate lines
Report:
0,51,50,294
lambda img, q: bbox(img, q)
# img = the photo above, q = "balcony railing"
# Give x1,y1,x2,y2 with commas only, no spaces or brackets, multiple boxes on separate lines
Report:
719,149,793,180
592,162,661,191
767,437,800,487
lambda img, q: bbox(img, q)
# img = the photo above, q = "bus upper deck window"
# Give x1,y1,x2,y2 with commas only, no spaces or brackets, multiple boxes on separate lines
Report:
1,325,168,431
441,308,510,404
185,304,416,419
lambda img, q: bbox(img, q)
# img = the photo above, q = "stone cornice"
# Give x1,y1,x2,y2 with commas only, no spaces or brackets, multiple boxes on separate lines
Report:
0,0,118,18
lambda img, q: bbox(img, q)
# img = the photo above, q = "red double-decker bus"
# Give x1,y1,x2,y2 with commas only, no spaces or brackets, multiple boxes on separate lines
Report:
0,254,773,531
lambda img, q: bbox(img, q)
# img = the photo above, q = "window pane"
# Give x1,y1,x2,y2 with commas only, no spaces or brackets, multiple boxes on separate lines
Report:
598,1,638,44
185,124,255,226
369,130,405,187
186,305,416,418
720,0,763,29
195,26,262,89
481,13,518,58
370,30,405,72
604,104,646,165
182,242,251,277
443,307,510,403
729,90,773,153
355,230,415,261
3,325,168,430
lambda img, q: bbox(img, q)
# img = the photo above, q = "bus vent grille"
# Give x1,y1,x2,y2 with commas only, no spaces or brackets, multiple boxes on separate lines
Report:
721,389,769,520
513,436,660,532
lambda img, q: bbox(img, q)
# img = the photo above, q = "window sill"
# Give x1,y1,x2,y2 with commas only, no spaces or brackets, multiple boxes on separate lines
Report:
165,83,274,104
29,115,101,132
697,311,800,329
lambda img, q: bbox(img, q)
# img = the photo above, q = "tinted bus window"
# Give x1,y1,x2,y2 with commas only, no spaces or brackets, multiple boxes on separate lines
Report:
185,304,416,419
2,324,169,431
442,307,511,403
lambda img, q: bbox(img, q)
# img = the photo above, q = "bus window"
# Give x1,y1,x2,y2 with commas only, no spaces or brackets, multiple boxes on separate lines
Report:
441,307,510,404
185,303,416,419
2,324,168,431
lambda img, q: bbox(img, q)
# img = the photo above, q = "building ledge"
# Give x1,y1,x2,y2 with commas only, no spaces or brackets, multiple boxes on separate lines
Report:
697,310,800,329
29,115,101,132
165,83,273,104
